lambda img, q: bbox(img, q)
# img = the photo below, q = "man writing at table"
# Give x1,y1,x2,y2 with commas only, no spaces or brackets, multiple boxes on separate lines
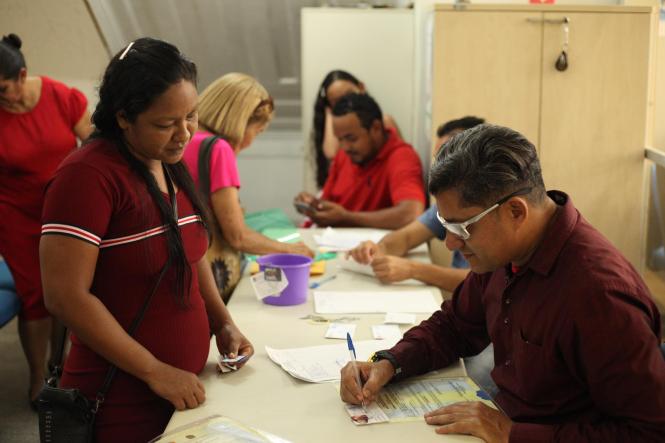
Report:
340,125,665,442
294,93,425,229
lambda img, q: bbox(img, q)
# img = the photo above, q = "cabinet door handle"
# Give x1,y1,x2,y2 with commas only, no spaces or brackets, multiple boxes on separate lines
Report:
526,16,570,24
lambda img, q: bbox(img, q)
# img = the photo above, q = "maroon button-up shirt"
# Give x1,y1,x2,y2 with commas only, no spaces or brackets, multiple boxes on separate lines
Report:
390,191,665,442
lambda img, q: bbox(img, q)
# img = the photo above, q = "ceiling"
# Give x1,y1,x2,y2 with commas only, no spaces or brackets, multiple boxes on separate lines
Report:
86,0,411,130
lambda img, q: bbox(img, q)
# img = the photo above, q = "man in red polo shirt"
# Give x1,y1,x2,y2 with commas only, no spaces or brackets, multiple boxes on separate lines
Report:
294,93,425,229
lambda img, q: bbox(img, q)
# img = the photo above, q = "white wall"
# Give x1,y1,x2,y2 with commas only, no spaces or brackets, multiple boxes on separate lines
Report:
301,7,416,192
236,131,304,221
0,0,109,110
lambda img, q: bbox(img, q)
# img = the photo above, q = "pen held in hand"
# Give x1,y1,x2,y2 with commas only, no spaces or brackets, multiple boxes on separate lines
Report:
346,332,366,410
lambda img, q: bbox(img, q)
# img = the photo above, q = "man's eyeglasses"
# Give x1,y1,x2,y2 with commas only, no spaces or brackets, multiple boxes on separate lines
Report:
436,187,532,240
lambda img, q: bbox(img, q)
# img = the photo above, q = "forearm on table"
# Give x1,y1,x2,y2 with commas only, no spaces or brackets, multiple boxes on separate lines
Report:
390,309,470,380
378,232,409,257
230,226,293,256
379,221,433,257
343,201,423,229
410,262,469,292
213,188,287,256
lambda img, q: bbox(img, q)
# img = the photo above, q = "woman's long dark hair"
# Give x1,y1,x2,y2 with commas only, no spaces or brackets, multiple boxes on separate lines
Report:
311,70,361,188
91,37,210,306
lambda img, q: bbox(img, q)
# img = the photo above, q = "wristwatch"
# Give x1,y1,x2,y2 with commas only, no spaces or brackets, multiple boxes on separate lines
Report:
370,350,402,378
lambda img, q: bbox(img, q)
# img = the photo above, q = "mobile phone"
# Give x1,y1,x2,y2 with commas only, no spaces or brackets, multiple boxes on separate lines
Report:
294,201,316,214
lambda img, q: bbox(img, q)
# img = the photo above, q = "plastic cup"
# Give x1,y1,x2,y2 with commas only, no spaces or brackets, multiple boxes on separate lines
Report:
256,254,312,306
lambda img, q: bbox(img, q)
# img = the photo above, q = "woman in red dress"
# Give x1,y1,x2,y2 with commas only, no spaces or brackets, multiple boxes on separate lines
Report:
0,33,92,405
40,37,254,442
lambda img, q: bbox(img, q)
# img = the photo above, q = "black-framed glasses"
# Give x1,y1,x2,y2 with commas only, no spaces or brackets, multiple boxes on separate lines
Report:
436,187,532,240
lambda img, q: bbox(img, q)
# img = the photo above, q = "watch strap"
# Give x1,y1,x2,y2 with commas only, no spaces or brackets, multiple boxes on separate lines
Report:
371,350,402,377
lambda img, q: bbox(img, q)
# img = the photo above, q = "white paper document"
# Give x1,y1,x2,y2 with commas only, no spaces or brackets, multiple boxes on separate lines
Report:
265,338,398,383
371,324,402,340
313,227,386,251
325,322,357,339
314,290,439,314
343,376,495,426
384,312,417,325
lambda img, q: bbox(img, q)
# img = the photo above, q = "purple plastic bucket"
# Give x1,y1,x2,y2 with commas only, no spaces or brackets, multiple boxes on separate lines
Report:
256,254,312,306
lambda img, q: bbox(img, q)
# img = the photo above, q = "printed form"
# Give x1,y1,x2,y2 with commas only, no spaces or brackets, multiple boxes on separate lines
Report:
342,376,495,425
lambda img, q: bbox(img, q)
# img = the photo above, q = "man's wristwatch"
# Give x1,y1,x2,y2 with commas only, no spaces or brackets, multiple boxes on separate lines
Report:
370,350,402,378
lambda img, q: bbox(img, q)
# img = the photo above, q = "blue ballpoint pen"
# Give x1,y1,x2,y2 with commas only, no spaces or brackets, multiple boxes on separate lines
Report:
309,274,337,289
346,332,366,409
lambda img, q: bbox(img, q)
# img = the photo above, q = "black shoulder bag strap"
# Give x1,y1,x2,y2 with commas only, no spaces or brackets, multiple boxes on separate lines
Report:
197,135,220,203
46,321,68,383
90,164,179,413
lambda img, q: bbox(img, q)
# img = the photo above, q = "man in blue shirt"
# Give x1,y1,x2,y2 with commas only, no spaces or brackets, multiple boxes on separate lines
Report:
348,116,485,292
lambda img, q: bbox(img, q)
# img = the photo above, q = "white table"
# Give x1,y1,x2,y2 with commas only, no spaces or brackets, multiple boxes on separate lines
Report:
165,229,479,442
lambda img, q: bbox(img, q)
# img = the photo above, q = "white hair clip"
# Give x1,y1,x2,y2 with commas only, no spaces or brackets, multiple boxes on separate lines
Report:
119,41,135,60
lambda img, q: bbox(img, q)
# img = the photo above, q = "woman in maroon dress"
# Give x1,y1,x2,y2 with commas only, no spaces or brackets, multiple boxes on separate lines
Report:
39,38,254,442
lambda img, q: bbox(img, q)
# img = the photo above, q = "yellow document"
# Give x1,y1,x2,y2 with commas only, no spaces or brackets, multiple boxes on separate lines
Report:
343,376,495,425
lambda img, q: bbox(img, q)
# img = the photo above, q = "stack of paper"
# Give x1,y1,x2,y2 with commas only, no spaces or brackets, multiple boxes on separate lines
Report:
313,290,440,314
313,227,386,251
266,339,398,383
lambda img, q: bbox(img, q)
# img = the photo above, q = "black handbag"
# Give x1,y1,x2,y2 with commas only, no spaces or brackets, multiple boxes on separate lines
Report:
38,166,178,443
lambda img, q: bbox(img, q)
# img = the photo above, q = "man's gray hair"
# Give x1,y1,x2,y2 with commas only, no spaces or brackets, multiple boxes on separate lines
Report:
428,124,546,207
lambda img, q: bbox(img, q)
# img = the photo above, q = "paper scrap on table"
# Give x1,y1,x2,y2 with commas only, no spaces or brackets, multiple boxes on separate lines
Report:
371,324,402,340
342,376,495,426
265,338,399,383
314,290,439,314
313,227,386,251
384,312,417,325
337,256,424,286
325,322,357,339
250,268,289,300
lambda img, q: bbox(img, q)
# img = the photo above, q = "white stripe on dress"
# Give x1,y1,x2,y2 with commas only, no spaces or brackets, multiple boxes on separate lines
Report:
41,215,202,249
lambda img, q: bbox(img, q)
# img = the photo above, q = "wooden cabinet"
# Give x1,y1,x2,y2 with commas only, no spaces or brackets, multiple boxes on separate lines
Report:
433,5,657,268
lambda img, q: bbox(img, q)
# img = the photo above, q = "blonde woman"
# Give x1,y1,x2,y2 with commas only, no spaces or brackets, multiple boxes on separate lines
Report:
183,73,313,300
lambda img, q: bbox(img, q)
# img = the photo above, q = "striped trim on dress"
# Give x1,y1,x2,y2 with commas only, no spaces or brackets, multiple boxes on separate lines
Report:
41,215,202,249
